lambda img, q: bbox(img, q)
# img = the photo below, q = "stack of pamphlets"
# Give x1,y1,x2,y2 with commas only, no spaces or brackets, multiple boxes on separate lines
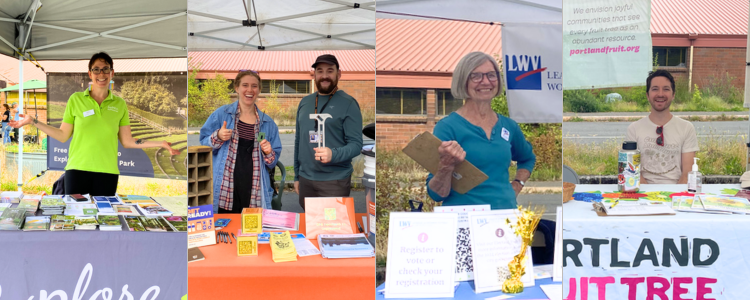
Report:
117,194,153,202
291,235,321,257
0,191,24,203
0,203,11,212
136,203,173,217
50,215,75,231
695,195,750,214
112,205,141,216
138,216,177,232
317,233,375,259
97,215,122,231
17,197,40,215
262,209,300,231
124,216,147,231
40,196,66,215
164,216,188,231
65,203,98,216
23,216,50,231
74,216,99,230
95,198,116,214
270,231,298,262
0,208,26,230
251,232,305,244
94,196,123,205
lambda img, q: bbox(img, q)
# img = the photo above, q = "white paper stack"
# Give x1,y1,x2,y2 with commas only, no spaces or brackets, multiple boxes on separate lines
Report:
0,191,24,204
317,234,375,259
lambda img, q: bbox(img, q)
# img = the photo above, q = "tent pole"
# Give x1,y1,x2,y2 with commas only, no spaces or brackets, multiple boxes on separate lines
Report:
18,56,24,191
34,90,38,144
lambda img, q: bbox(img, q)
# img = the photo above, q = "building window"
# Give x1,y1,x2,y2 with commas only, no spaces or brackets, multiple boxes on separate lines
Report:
437,89,463,115
653,47,687,67
261,80,310,94
376,88,426,115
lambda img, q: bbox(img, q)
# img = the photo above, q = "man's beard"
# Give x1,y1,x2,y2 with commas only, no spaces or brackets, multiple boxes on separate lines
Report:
650,99,671,112
316,78,338,94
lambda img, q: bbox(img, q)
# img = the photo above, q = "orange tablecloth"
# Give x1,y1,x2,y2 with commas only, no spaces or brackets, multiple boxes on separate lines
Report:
188,213,375,300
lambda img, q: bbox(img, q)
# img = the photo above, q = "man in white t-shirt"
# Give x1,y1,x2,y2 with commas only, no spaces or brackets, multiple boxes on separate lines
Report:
626,70,699,184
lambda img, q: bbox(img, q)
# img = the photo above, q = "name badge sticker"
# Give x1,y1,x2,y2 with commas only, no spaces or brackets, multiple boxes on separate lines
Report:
83,109,95,118
501,127,510,141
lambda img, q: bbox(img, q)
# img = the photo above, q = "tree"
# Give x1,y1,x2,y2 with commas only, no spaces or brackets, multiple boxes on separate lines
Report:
119,76,178,115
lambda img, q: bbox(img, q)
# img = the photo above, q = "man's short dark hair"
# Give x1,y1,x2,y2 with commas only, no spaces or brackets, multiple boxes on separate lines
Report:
88,52,114,70
646,69,675,94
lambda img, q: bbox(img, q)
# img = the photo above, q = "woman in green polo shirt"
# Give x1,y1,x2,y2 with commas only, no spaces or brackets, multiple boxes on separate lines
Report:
10,52,180,196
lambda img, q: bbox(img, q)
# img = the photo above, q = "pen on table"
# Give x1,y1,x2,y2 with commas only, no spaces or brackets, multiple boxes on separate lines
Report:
231,233,237,243
228,231,232,244
356,222,364,233
223,231,228,243
609,199,620,209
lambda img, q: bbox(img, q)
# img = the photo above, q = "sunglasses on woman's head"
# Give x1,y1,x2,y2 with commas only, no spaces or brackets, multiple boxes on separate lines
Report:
239,69,259,74
656,126,664,146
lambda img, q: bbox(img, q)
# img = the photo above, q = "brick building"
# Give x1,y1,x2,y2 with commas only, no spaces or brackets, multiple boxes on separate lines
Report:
651,0,747,89
375,19,503,149
188,50,376,113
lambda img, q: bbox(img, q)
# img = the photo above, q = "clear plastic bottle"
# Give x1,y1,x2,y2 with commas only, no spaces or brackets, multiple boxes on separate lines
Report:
688,157,702,193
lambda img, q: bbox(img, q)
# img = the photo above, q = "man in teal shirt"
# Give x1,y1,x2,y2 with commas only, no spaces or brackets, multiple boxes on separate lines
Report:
294,54,363,210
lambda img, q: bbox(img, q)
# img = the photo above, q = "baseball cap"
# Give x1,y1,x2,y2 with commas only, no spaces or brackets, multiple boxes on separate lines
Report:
311,54,340,70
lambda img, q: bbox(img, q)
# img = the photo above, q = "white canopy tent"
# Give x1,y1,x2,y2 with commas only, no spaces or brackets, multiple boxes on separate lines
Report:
187,0,375,51
376,0,561,23
0,0,187,190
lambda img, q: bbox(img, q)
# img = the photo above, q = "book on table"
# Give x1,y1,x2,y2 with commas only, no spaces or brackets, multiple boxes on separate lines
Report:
124,216,147,232
40,196,66,215
136,203,173,217
74,216,99,230
304,197,356,239
0,191,24,204
0,208,26,230
112,205,141,216
188,247,205,263
23,216,50,231
164,216,187,232
97,215,122,231
50,215,75,231
17,198,40,215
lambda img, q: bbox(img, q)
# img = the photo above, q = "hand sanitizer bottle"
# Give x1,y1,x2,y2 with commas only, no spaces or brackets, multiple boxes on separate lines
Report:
688,157,702,193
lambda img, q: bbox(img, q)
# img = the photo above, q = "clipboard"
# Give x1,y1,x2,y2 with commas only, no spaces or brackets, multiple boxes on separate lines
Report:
402,132,488,194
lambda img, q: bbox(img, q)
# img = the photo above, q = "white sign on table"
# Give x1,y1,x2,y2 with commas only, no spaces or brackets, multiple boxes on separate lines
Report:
468,210,534,294
385,212,458,298
434,204,491,282
562,0,652,89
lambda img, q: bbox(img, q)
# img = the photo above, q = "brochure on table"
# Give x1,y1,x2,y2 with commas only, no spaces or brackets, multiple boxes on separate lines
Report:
468,209,535,294
385,212,457,299
188,205,216,248
434,204,491,281
553,206,562,282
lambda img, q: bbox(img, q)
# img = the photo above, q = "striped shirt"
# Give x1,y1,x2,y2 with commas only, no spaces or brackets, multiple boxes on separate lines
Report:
237,120,256,140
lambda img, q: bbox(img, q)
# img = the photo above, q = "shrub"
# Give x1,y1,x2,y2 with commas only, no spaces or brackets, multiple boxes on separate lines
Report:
564,89,601,113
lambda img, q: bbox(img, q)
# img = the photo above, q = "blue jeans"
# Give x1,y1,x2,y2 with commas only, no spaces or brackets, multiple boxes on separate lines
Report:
2,123,10,144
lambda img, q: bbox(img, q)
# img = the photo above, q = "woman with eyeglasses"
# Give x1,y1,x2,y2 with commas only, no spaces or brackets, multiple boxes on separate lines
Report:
199,70,282,213
9,52,180,196
426,52,536,209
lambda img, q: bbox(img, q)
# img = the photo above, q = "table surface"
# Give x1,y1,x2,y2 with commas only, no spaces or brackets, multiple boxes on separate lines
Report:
188,213,375,300
376,278,557,300
567,184,749,222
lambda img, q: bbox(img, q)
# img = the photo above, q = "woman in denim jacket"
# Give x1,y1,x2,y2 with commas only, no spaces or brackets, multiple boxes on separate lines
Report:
199,70,282,213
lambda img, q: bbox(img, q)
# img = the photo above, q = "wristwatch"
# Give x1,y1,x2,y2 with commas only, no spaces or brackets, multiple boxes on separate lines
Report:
513,179,525,187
